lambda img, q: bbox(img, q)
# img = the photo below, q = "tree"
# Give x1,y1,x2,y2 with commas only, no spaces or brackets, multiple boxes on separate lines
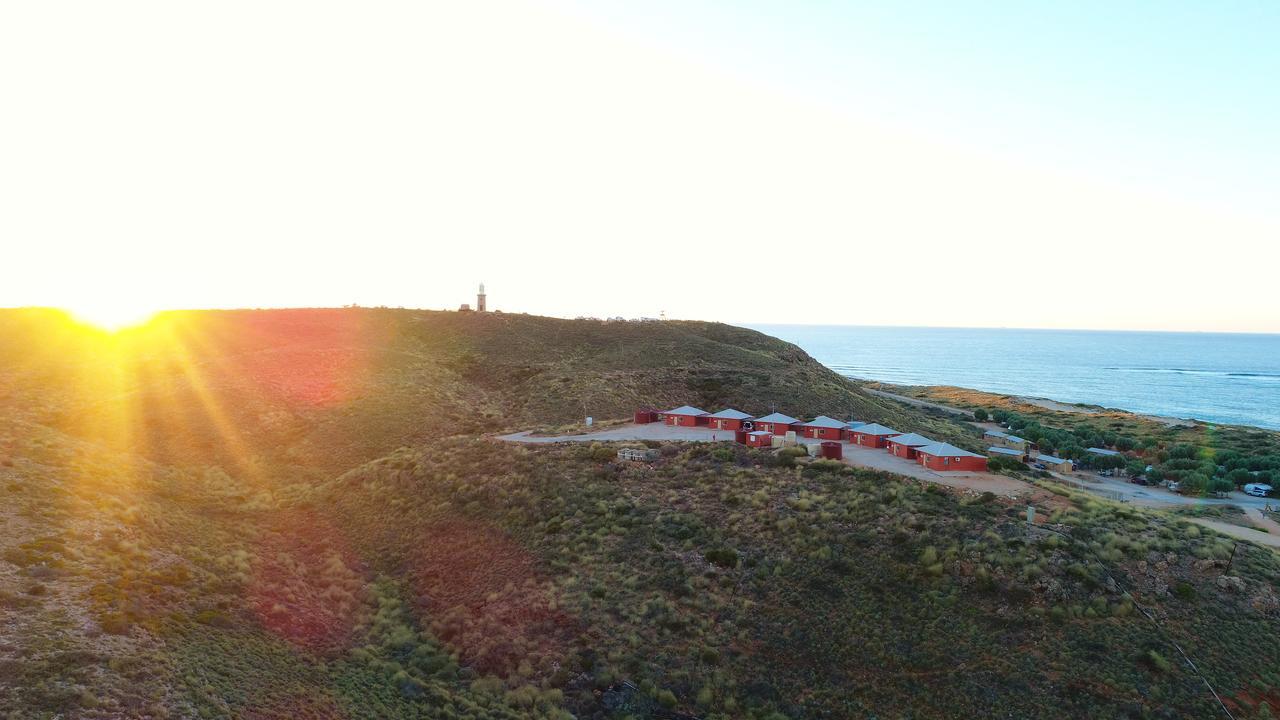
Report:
1087,454,1127,472
973,408,989,422
1225,468,1253,487
1210,477,1235,494
1114,436,1137,452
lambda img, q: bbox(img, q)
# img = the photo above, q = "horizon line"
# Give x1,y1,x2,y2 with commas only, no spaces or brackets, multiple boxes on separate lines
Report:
4,305,1278,337
734,320,1280,337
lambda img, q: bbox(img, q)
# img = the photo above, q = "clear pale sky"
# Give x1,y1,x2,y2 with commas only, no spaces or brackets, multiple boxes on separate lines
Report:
2,1,1277,332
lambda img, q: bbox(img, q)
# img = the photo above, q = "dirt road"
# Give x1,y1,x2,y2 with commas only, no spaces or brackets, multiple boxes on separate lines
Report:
501,424,1280,548
863,388,974,417
500,423,1031,498
1183,518,1280,548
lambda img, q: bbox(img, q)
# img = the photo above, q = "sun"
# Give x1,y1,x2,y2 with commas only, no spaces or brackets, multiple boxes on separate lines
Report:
67,302,160,332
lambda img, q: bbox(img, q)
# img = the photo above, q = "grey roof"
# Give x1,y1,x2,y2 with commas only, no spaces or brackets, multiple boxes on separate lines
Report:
985,429,1027,443
747,430,773,436
916,442,985,459
755,412,800,424
987,446,1024,457
663,405,708,416
851,423,900,436
846,420,868,429
706,408,753,420
801,415,848,429
1035,453,1069,464
887,433,933,447
1087,447,1121,456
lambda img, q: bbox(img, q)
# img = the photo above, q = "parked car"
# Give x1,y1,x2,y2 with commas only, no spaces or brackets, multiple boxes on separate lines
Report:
1033,463,1046,470
1245,483,1273,498
1130,477,1149,486
1166,481,1182,493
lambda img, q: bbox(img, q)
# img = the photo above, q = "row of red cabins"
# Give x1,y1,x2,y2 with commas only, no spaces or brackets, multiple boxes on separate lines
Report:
636,406,987,472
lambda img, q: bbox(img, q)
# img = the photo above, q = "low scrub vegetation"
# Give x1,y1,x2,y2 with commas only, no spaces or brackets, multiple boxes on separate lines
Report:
3,311,1280,719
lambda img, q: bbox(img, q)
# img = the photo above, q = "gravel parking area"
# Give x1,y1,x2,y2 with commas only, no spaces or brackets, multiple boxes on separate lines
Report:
500,423,1031,498
501,424,1278,545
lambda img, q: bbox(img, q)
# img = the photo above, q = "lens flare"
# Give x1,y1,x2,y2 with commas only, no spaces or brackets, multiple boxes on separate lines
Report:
67,302,159,331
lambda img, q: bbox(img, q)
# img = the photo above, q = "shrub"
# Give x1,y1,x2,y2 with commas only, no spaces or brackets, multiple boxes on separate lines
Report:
705,548,739,569
1145,650,1172,673
99,613,130,635
657,689,678,708
974,408,989,421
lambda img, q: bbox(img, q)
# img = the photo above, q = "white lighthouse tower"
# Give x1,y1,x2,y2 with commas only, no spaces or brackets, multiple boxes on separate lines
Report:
476,283,486,312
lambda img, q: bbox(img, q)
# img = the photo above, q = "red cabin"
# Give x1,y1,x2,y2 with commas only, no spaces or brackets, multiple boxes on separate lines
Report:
915,442,989,472
849,423,901,448
842,422,867,442
744,430,774,448
633,409,659,424
661,405,708,427
885,433,933,459
754,412,800,436
799,415,849,440
705,408,754,431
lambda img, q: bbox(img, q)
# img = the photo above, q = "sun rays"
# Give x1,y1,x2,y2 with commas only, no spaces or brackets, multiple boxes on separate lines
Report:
66,302,160,333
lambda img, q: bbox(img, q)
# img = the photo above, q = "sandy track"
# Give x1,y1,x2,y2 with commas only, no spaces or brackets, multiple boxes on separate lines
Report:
499,423,1031,498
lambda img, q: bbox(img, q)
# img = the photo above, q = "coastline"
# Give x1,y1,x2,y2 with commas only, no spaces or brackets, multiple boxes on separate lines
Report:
855,380,1280,454
866,383,1198,430
747,323,1280,431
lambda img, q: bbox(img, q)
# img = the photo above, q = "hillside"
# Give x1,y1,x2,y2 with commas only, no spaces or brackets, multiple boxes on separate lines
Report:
2,308,1278,719
5,429,1280,719
889,384,1280,496
0,308,969,479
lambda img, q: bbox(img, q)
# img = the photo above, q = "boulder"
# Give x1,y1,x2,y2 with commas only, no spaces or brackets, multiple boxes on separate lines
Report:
1216,576,1246,593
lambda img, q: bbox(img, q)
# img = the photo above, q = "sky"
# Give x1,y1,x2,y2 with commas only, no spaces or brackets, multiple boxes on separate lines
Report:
2,0,1277,332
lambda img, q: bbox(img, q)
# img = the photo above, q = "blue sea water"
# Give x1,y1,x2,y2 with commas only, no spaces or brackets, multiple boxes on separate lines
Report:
744,325,1280,431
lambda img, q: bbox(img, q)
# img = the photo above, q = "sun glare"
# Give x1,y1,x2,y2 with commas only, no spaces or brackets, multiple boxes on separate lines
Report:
67,302,159,331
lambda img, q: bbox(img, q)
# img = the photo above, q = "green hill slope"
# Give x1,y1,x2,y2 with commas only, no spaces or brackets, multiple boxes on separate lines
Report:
4,308,1275,719
4,429,1280,719
0,308,968,478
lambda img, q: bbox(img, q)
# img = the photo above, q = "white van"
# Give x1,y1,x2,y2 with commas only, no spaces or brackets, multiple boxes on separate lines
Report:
1245,483,1273,498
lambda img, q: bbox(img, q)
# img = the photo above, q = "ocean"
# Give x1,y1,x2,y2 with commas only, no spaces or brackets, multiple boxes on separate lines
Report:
744,325,1280,431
